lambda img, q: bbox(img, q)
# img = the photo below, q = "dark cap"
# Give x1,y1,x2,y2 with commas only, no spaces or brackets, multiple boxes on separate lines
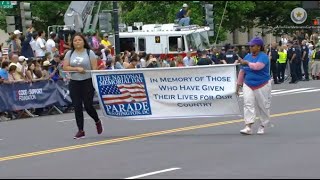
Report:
201,49,208,55
248,37,264,46
287,40,294,44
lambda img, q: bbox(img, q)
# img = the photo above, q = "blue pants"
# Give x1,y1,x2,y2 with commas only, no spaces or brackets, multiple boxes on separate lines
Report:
296,59,302,80
302,59,309,80
290,61,298,82
178,17,190,26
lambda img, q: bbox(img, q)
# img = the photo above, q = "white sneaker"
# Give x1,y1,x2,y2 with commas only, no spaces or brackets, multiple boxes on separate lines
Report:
240,126,252,135
257,126,265,135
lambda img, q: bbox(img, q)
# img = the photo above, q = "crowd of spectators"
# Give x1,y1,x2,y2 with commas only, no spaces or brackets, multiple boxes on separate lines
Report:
2,26,319,121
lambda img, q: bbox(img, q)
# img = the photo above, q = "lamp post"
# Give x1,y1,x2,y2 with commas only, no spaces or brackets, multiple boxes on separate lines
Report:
113,1,120,55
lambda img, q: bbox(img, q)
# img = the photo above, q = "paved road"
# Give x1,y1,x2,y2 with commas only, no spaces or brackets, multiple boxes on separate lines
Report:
0,80,320,179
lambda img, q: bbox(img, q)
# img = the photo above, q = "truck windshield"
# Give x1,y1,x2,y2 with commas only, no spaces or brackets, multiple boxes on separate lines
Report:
186,31,210,51
200,31,210,49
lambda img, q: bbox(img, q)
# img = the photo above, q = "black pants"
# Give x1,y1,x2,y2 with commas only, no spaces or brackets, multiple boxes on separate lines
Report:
277,63,287,82
69,78,99,131
296,59,302,80
236,65,240,78
271,62,278,83
302,59,309,80
290,61,298,83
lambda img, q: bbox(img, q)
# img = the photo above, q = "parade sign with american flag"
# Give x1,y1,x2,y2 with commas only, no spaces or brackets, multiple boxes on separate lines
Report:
92,65,241,120
95,73,151,117
102,83,147,105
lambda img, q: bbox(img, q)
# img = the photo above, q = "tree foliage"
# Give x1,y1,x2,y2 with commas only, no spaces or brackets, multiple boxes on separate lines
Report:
119,1,320,43
1,1,320,43
251,1,300,35
253,1,320,36
119,1,257,43
0,1,71,33
0,1,112,34
28,1,71,31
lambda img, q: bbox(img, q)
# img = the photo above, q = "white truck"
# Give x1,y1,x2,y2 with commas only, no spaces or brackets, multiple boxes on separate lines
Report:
117,23,211,58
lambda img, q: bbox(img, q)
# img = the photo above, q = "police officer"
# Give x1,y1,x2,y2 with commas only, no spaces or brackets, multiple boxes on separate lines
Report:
267,42,280,84
293,40,302,81
287,41,298,84
223,46,239,64
223,45,240,74
209,47,221,64
301,40,310,81
218,46,226,64
277,46,287,83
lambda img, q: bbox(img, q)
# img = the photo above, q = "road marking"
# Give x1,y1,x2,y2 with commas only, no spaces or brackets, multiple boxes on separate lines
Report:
272,89,320,96
239,88,320,97
0,108,320,163
0,139,3,141
57,119,75,122
269,89,286,93
286,89,320,94
271,88,312,95
125,167,181,179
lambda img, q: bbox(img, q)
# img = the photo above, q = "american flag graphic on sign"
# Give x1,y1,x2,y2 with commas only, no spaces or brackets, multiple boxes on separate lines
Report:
101,83,147,105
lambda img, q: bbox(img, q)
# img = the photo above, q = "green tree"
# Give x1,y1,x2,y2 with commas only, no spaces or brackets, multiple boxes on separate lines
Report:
252,1,320,36
0,1,70,33
251,1,301,36
0,5,20,33
28,1,71,31
210,1,256,43
0,1,115,34
119,1,257,43
2,1,317,43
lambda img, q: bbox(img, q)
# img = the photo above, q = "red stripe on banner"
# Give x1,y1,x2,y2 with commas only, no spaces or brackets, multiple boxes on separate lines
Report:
103,95,132,100
101,83,147,105
120,90,146,94
118,83,144,86
103,97,147,105
103,95,147,101
118,86,145,90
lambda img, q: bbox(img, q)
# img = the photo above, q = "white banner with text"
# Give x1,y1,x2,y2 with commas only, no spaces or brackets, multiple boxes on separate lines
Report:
91,65,241,120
